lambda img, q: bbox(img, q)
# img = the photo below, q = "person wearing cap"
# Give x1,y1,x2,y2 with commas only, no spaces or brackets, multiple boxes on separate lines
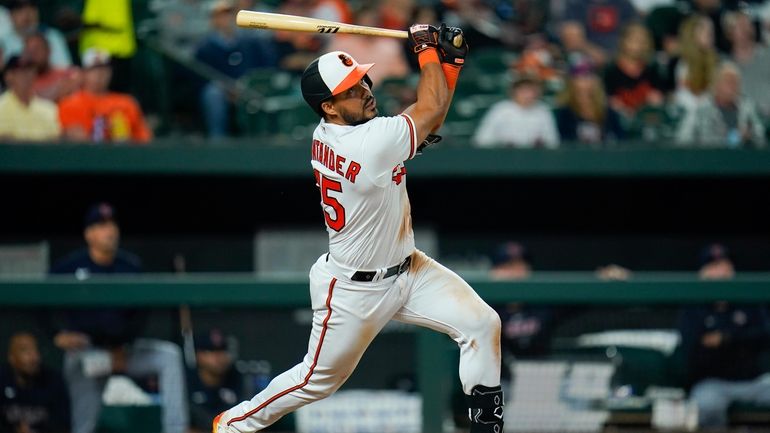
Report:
554,60,625,145
215,24,505,433
188,330,244,433
57,48,152,143
472,71,560,148
677,245,770,428
0,54,61,142
50,203,189,433
0,0,72,67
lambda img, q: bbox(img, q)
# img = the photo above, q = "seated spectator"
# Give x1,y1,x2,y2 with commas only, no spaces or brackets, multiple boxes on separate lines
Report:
603,23,665,119
724,10,770,120
676,61,765,147
561,0,639,53
0,55,61,142
689,0,731,53
674,15,719,109
490,242,532,280
327,6,408,86
698,242,735,280
0,5,11,43
188,329,244,433
24,32,80,102
194,0,278,138
678,245,770,428
58,48,152,143
0,0,72,67
472,73,560,148
0,332,70,433
555,61,625,145
558,21,608,68
50,202,189,433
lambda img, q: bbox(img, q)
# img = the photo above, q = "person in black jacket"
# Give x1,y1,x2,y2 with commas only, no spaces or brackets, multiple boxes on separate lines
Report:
0,332,70,433
678,244,770,428
187,329,244,433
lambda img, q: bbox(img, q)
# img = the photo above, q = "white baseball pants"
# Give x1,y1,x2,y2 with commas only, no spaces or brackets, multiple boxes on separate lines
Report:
222,250,501,432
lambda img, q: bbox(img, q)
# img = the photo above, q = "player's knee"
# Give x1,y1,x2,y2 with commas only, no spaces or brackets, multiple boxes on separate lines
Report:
474,305,501,340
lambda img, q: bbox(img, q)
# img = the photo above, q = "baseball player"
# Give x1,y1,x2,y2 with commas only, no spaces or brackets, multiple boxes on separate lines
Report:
214,24,504,433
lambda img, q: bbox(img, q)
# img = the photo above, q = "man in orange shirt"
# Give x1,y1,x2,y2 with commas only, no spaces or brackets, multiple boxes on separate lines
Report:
58,48,151,143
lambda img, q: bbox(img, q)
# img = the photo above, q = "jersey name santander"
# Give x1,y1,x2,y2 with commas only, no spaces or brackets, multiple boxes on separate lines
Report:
310,114,418,273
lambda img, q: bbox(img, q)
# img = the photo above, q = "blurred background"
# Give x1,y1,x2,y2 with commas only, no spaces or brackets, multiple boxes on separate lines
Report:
1,0,770,432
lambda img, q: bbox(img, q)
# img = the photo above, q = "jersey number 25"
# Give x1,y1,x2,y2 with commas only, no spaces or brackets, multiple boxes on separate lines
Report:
314,169,346,232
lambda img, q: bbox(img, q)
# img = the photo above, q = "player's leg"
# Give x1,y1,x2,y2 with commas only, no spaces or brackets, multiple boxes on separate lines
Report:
690,379,730,428
394,250,503,433
63,350,109,433
125,339,189,433
217,257,405,432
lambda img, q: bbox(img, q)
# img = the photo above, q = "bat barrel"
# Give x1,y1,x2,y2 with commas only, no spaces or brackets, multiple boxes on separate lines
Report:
236,10,408,39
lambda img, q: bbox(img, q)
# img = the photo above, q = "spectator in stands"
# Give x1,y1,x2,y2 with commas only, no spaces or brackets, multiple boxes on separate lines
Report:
490,242,532,280
556,61,625,145
78,0,136,93
50,202,189,433
194,0,278,138
698,242,734,280
58,48,151,143
603,23,665,119
725,10,770,120
675,15,719,109
187,329,244,433
558,21,609,68
0,332,70,433
472,72,560,148
678,245,770,428
24,32,80,102
560,0,639,53
676,62,765,147
0,55,61,142
327,6,408,85
688,0,731,53
0,5,11,44
0,0,72,67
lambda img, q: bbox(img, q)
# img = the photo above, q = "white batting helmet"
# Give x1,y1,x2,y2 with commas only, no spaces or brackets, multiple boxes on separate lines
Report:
301,51,374,116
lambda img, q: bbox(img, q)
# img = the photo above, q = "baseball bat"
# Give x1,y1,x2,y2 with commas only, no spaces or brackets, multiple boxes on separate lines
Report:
236,11,465,47
236,10,408,38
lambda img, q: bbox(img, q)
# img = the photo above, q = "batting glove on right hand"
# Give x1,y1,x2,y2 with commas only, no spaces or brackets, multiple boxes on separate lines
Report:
408,24,439,54
437,23,469,66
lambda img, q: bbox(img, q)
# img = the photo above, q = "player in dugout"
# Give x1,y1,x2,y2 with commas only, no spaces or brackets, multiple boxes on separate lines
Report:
213,24,504,433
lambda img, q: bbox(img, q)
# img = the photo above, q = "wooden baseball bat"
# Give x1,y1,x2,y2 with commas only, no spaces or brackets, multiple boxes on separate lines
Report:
236,10,408,39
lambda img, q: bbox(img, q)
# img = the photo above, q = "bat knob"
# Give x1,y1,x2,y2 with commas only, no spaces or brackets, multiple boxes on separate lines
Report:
452,33,464,48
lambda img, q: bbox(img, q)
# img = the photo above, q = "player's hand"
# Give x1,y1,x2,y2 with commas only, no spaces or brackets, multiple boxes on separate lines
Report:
408,24,439,55
437,23,469,66
54,331,90,350
416,133,442,156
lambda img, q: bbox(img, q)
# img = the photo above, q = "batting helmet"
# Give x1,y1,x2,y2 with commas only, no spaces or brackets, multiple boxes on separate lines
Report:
301,51,374,116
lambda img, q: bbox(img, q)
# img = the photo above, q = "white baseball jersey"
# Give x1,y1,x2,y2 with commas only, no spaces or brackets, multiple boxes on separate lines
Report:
219,115,502,433
310,113,418,272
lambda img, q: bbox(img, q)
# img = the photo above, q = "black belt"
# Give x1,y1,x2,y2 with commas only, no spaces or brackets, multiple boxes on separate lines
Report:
351,256,412,282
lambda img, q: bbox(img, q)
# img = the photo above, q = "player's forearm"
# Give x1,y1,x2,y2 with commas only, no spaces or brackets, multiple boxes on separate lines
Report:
405,61,449,136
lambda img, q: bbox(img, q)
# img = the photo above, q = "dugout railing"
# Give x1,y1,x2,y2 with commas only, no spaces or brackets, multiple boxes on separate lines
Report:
2,274,770,433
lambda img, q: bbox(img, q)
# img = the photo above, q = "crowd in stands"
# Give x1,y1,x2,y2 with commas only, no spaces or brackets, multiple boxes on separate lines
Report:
0,0,769,144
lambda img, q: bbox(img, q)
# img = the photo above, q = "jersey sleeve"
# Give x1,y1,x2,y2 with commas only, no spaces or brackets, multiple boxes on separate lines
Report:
361,114,418,184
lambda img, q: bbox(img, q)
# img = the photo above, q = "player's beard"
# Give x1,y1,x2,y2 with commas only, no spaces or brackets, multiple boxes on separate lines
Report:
341,97,377,126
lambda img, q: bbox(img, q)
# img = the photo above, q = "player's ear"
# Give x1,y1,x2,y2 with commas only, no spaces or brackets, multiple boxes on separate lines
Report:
321,100,337,118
